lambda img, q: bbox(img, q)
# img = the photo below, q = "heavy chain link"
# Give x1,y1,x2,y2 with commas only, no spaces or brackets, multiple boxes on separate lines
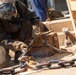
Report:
0,58,76,75
0,65,27,75
34,58,76,69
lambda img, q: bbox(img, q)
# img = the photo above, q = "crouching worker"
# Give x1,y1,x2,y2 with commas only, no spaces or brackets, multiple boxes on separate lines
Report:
0,0,29,67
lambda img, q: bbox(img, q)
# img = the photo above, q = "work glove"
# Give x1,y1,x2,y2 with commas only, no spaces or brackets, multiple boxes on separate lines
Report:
13,41,28,52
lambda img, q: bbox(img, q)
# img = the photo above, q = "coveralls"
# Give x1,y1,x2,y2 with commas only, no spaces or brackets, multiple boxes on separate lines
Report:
31,0,47,22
